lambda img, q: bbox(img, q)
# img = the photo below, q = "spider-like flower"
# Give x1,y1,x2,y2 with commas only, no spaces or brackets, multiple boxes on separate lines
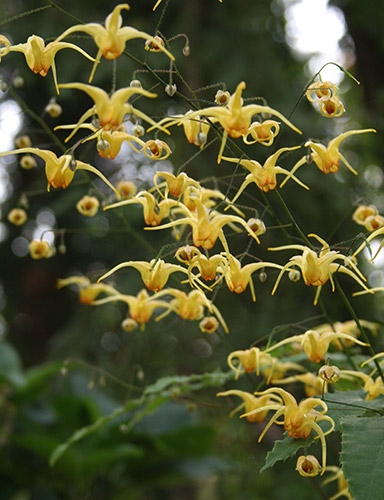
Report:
141,139,172,160
155,288,228,333
323,466,353,500
144,196,261,249
76,195,100,217
282,129,376,184
221,146,308,202
352,225,384,262
104,190,180,226
265,329,369,364
177,248,227,289
227,347,275,380
91,288,170,330
276,372,326,398
242,387,335,473
98,258,189,293
0,147,118,195
242,120,280,146
153,171,201,199
217,389,283,423
55,4,174,82
269,233,371,305
4,35,96,94
352,204,378,226
296,455,321,478
57,276,118,305
167,82,301,163
57,83,166,142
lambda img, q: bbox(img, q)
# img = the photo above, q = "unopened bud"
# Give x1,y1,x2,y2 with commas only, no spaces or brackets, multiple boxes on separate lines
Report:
261,111,272,120
306,153,313,165
215,90,230,106
165,83,177,96
182,44,190,56
259,270,267,283
15,135,31,149
91,117,100,128
69,158,77,171
12,75,24,88
130,79,142,88
195,131,207,146
318,364,341,383
45,100,62,118
97,138,111,153
20,155,37,170
0,79,7,92
288,269,301,282
132,124,145,137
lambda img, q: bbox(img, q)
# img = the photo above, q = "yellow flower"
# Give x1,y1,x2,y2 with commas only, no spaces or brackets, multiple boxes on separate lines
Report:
0,147,118,195
55,4,174,82
323,467,353,500
7,208,27,226
153,171,201,199
57,83,165,142
141,139,172,160
352,204,378,225
199,316,219,334
266,329,369,364
242,387,335,473
306,80,339,102
318,365,341,384
19,155,37,170
94,289,171,330
98,258,189,293
364,214,384,232
104,190,179,226
243,120,280,146
45,100,62,118
221,146,308,201
57,276,118,305
15,135,32,149
29,240,52,259
167,82,301,163
76,195,100,217
0,35,10,62
276,372,326,397
296,455,321,477
318,96,345,117
315,319,379,350
7,35,96,94
217,389,283,423
145,196,261,249
269,233,371,305
284,129,376,181
121,318,138,332
116,180,137,199
227,347,274,379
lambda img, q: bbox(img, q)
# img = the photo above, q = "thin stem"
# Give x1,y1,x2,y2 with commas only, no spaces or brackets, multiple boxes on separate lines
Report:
273,189,312,247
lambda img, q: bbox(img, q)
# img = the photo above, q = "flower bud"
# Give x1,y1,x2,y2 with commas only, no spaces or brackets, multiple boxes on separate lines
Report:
132,124,145,137
12,75,24,88
258,271,267,283
130,79,142,88
182,44,190,56
91,117,100,128
20,155,37,170
215,89,230,105
195,131,207,147
15,135,31,149
69,158,77,171
121,318,138,332
318,364,341,383
29,240,52,259
165,83,177,96
296,455,321,477
288,269,301,282
45,100,62,118
261,111,272,120
199,316,219,334
116,180,137,199
76,195,100,217
145,35,165,52
97,138,111,154
0,79,7,92
7,208,27,226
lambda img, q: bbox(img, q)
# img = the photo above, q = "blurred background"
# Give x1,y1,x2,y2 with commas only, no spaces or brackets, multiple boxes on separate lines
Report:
0,0,383,499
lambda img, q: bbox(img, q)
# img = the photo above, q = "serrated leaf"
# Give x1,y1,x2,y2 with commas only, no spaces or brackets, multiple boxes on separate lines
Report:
341,416,384,500
321,390,384,431
260,432,315,472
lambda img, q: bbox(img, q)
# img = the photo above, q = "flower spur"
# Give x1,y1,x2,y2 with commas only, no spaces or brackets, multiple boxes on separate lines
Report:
55,4,174,82
4,34,96,94
217,390,283,423
242,387,335,473
268,233,371,305
0,147,118,195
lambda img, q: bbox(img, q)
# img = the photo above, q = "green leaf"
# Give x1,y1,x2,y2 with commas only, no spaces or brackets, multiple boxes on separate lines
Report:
260,432,315,472
321,390,384,431
0,341,24,386
341,416,384,500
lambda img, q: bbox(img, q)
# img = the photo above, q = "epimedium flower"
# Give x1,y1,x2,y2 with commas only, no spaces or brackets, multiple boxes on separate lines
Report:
242,120,280,146
268,233,371,305
116,180,137,199
242,387,335,473
76,195,100,217
306,80,339,102
217,389,283,423
141,139,172,160
296,455,321,478
221,146,308,203
91,288,170,331
282,129,376,183
176,247,227,289
4,35,96,94
57,83,166,142
265,329,369,364
153,171,201,200
57,276,119,305
352,204,378,225
29,240,53,259
0,148,118,195
227,347,275,380
318,95,345,118
315,319,379,350
54,4,174,82
104,190,180,226
19,155,37,170
166,81,302,163
98,258,190,293
152,110,211,148
7,208,27,226
323,467,353,500
199,316,219,334
0,35,10,61
364,214,384,231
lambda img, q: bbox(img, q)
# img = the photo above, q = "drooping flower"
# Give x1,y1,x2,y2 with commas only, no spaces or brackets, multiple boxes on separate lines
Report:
217,389,283,423
29,240,52,259
7,208,27,226
55,4,174,82
296,455,321,477
76,195,100,217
